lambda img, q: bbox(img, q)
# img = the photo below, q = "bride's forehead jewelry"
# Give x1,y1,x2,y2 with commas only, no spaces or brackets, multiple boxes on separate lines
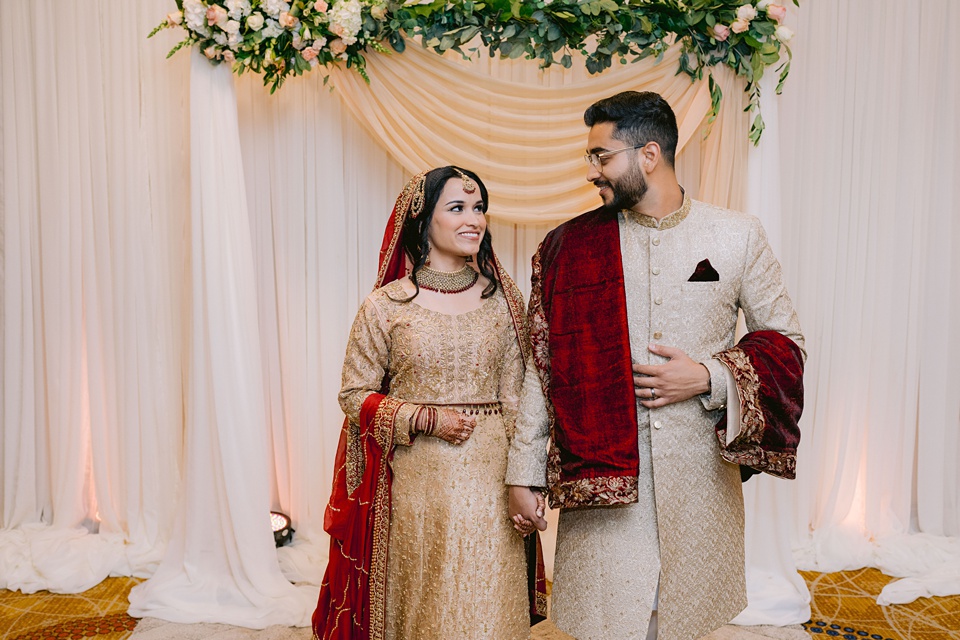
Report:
452,168,477,194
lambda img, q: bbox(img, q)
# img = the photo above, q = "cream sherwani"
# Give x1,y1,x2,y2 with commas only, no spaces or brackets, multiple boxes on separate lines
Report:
507,197,805,640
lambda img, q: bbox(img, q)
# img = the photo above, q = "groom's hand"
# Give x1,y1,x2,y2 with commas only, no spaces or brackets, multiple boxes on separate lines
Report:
508,486,547,535
633,343,711,408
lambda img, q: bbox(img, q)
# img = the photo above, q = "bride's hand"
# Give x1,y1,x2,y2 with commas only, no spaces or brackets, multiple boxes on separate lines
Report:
416,407,476,445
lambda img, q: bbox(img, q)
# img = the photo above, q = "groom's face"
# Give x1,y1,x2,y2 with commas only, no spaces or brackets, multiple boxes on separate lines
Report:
585,122,648,210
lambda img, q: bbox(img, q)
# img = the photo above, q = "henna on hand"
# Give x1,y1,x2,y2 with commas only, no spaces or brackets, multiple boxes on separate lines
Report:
415,407,475,445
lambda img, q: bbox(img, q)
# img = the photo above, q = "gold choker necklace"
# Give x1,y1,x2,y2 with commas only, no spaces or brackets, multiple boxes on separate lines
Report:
417,264,479,294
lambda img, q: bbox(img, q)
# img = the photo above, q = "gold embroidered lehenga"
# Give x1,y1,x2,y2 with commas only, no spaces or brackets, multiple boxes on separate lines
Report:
336,280,530,639
312,172,544,640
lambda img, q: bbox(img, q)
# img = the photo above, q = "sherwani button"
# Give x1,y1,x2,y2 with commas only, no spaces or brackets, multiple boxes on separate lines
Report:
654,421,662,429
652,267,661,275
654,296,662,305
653,331,662,339
652,237,661,246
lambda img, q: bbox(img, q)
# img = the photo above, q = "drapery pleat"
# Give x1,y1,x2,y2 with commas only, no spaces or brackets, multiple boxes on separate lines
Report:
126,48,317,628
330,41,722,223
780,0,960,605
0,0,189,593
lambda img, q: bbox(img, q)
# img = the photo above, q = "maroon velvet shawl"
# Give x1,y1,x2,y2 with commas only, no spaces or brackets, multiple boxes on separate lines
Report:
714,330,804,480
529,208,641,509
529,208,804,510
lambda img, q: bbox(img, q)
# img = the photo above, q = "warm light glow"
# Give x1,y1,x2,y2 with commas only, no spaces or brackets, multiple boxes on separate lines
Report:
270,512,290,533
270,511,294,547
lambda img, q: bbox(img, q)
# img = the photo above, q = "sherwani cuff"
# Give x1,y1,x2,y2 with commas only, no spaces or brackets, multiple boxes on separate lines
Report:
699,358,728,411
505,459,547,488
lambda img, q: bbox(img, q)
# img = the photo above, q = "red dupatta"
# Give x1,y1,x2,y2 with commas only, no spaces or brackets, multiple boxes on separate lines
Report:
312,171,545,640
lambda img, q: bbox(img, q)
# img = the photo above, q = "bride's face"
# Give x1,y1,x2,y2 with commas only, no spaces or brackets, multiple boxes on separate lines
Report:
427,178,486,264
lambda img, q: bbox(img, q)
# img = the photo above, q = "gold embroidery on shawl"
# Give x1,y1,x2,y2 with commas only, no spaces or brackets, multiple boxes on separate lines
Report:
375,172,428,289
345,419,363,494
548,474,639,510
369,396,402,640
714,346,797,479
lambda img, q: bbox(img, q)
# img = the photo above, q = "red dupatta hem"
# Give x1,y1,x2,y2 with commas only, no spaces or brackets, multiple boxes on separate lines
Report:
312,393,402,640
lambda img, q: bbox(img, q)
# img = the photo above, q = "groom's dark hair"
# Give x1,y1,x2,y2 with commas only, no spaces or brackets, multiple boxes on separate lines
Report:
584,91,679,167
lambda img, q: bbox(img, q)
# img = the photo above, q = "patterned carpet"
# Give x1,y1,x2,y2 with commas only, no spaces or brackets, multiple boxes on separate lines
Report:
2,569,959,639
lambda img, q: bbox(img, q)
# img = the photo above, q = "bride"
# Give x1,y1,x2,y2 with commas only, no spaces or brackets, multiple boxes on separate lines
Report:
312,166,546,640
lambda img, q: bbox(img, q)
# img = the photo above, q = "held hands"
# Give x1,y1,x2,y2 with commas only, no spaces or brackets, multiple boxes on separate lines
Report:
414,406,476,445
508,486,548,537
633,343,711,409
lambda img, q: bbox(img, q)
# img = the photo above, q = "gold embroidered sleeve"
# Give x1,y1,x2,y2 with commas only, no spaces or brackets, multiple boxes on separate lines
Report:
739,218,806,360
338,295,417,446
505,354,549,488
497,322,525,443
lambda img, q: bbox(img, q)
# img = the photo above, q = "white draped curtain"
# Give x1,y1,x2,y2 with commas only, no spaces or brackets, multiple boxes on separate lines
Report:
1,0,957,628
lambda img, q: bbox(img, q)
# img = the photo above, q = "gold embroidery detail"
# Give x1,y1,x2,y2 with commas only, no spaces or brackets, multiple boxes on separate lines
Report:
368,396,402,640
376,171,428,288
548,474,640,509
451,167,477,194
714,346,797,479
622,193,691,230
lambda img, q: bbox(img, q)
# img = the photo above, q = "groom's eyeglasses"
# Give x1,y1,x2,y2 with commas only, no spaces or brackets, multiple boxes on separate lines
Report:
584,143,647,170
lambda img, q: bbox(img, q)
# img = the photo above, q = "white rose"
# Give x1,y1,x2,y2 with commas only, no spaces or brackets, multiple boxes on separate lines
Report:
166,11,183,26
736,4,758,21
313,37,327,48
222,19,241,34
246,13,265,31
774,25,794,42
213,31,228,45
756,0,771,8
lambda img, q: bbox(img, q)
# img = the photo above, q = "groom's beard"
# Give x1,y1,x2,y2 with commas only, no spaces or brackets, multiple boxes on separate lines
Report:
596,160,648,211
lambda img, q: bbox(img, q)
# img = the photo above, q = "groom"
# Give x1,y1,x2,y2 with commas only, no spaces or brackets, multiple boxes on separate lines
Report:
506,91,805,640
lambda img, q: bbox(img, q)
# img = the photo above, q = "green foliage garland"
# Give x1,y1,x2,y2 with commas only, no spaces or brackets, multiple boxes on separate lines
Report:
152,0,797,142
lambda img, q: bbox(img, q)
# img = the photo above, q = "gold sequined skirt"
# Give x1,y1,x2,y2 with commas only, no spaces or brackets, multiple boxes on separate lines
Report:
384,402,528,640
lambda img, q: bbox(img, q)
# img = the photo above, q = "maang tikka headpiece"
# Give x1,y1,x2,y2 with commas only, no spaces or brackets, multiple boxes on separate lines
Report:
452,167,477,194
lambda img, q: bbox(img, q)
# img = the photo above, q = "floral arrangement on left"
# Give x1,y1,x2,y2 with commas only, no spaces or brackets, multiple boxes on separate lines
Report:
152,0,377,90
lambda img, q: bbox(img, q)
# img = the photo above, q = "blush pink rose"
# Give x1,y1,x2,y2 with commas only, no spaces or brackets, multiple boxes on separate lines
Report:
222,50,236,63
166,11,183,26
279,11,298,29
731,18,750,34
314,0,329,11
330,23,345,37
206,5,228,26
203,46,218,59
712,23,731,41
329,38,347,55
766,4,788,23
302,47,319,61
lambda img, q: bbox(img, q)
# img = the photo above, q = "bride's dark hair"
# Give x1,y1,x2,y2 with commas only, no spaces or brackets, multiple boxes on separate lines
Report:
399,166,497,301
